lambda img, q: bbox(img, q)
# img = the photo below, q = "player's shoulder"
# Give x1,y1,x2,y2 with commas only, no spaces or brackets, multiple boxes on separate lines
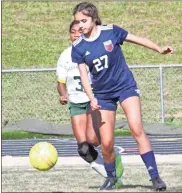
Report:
100,24,113,31
60,46,72,57
102,24,123,31
57,46,72,66
72,36,84,47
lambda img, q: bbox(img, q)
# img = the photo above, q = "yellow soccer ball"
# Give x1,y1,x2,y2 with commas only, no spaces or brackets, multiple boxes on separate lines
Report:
29,142,58,171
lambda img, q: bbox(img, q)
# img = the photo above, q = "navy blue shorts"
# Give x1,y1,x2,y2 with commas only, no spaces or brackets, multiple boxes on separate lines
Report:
95,88,140,111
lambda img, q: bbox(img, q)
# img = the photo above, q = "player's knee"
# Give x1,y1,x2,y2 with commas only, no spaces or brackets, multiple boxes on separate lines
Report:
129,120,144,137
101,139,113,153
130,125,144,139
86,135,100,146
77,142,98,163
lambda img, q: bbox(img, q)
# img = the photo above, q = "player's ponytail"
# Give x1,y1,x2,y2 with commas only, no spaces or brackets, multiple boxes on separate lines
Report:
73,2,102,25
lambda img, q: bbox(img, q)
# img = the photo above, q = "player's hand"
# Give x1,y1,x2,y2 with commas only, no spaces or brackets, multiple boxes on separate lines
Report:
90,97,101,111
59,96,67,105
159,46,174,54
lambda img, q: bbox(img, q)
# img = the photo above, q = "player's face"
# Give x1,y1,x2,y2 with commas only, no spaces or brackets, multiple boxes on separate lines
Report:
74,12,95,35
70,24,82,42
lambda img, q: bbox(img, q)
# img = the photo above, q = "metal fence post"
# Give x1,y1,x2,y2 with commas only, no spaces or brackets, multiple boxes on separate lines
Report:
2,64,182,124
159,66,165,123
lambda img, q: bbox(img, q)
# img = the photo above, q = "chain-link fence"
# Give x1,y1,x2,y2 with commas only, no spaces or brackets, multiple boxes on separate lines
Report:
2,65,182,128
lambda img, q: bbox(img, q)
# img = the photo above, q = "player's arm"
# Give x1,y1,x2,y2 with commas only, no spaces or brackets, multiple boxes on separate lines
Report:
78,63,101,110
71,45,101,110
78,63,94,100
57,81,67,105
56,55,68,105
125,33,173,54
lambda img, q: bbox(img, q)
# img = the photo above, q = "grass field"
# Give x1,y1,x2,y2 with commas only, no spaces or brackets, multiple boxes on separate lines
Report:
2,2,182,68
2,164,182,192
2,68,182,127
2,2,182,127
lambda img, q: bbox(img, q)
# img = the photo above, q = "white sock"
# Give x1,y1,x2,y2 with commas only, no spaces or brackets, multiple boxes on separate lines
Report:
90,152,107,178
90,146,124,178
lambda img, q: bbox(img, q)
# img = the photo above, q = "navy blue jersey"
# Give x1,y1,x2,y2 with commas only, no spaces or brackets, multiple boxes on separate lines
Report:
71,24,137,98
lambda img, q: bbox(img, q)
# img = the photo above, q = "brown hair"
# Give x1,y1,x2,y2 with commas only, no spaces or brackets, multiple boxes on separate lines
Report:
73,2,102,25
69,21,77,33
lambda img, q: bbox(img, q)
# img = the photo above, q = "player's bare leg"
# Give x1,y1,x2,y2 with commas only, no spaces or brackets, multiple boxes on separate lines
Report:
120,96,166,191
96,110,124,190
86,112,107,177
71,114,87,143
72,113,107,178
86,112,100,145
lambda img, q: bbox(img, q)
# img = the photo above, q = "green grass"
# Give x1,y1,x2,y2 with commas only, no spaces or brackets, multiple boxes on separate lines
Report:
2,165,182,192
2,2,182,69
2,1,182,128
166,119,182,128
2,129,131,140
2,130,69,140
2,69,182,127
114,129,131,136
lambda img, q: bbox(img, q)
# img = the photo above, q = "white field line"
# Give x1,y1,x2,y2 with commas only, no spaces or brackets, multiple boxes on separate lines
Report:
2,154,182,168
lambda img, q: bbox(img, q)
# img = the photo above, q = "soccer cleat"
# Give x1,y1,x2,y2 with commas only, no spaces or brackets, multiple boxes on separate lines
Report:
115,152,124,178
100,177,123,191
151,176,167,191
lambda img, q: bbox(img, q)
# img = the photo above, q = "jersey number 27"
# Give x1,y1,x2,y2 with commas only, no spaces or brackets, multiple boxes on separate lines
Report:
93,55,108,72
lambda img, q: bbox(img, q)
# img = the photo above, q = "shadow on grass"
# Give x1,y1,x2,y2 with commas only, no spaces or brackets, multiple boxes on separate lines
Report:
89,184,152,190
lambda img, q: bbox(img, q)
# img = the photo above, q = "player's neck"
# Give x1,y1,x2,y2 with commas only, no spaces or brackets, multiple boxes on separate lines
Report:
85,25,99,39
84,25,100,41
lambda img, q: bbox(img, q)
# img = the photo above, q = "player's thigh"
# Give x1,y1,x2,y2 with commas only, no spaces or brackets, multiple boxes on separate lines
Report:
97,109,116,148
69,102,88,142
71,114,87,142
120,95,143,133
95,98,117,146
86,112,100,145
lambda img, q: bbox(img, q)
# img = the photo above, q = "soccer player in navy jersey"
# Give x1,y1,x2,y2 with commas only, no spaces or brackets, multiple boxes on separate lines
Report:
57,21,123,183
56,21,107,178
71,2,173,191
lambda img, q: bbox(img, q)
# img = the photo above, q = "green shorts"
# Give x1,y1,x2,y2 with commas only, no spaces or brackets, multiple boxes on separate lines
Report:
68,102,90,116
